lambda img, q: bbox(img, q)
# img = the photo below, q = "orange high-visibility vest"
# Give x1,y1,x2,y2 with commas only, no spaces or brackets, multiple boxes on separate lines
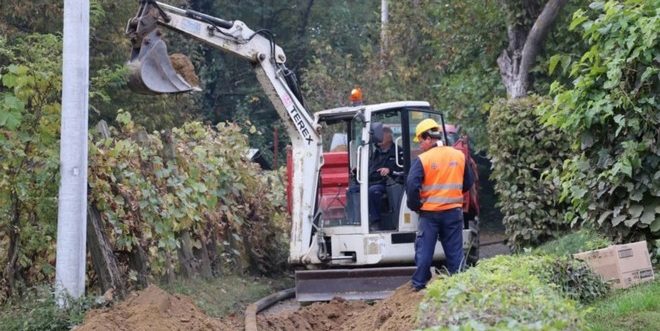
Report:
418,146,465,212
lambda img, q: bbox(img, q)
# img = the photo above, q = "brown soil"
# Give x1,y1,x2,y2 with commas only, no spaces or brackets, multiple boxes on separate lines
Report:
76,285,238,331
77,281,429,331
258,297,369,331
169,53,200,87
258,282,423,331
341,283,423,331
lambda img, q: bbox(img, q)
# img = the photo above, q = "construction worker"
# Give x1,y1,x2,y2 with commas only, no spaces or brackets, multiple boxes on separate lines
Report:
406,118,474,291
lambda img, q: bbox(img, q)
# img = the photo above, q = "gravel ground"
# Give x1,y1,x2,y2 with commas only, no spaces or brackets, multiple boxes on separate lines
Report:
479,231,510,259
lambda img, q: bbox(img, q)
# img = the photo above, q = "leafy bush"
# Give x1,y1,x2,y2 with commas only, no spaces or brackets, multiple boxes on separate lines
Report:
539,1,659,243
0,34,62,300
544,257,610,304
0,286,92,331
487,96,571,249
418,255,589,330
89,113,289,282
534,228,612,256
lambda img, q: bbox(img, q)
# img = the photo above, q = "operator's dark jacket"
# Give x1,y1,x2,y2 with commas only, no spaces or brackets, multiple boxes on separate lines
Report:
368,144,403,185
406,147,475,212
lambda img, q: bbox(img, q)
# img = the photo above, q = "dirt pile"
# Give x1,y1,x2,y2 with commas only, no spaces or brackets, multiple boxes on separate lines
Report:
258,297,369,330
169,53,200,87
341,283,424,331
76,285,237,331
259,282,424,331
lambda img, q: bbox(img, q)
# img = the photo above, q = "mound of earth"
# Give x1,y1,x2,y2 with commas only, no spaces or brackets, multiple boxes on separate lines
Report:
76,285,237,331
258,297,369,330
259,282,424,331
341,282,423,331
169,53,200,87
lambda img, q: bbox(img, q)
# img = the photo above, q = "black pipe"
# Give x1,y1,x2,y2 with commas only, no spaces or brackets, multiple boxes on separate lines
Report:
185,9,234,29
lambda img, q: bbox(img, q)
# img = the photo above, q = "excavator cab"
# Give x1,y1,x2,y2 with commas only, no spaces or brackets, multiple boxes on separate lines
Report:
125,1,199,94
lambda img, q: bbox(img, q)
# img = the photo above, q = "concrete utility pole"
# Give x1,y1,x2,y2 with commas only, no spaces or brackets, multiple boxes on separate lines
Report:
380,0,389,64
55,0,90,305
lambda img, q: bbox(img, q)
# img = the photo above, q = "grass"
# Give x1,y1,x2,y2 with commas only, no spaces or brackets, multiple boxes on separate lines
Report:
161,273,293,318
0,286,93,331
533,228,612,256
586,280,660,331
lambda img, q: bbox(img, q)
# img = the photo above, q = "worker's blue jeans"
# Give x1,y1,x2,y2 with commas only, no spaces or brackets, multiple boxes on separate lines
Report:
368,184,385,223
348,183,386,223
412,208,464,290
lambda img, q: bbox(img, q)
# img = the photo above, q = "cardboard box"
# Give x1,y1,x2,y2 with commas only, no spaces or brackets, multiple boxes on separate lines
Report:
573,240,655,289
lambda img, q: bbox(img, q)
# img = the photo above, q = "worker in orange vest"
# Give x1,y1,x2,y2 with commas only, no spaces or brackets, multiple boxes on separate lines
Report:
406,119,474,291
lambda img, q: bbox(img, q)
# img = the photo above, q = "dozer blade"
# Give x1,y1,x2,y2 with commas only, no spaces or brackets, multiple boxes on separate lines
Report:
127,30,197,94
295,266,416,302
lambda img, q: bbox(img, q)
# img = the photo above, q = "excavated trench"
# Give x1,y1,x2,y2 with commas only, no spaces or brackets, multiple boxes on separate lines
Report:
76,234,508,330
257,284,423,331
76,283,421,331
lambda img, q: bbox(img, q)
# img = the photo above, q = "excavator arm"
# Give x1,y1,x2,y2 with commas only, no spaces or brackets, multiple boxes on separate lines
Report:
125,0,318,145
125,1,323,268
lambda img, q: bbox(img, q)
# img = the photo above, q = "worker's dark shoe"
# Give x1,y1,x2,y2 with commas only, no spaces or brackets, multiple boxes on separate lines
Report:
411,284,426,292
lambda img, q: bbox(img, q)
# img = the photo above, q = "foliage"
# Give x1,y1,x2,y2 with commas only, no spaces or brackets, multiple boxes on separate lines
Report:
534,228,612,256
418,254,602,330
586,280,660,331
544,257,611,304
0,35,288,293
539,0,659,244
0,286,93,331
302,0,507,150
89,113,289,281
0,34,62,298
487,96,571,249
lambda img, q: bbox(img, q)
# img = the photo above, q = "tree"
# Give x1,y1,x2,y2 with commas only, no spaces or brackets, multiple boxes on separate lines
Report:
497,0,568,98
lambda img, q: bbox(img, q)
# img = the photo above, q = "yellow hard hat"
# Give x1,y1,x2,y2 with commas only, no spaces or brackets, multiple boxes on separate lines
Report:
413,118,440,142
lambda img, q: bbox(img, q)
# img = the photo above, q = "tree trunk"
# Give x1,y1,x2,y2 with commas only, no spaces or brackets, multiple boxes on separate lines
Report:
163,251,176,284
196,231,213,279
497,0,568,98
177,230,197,277
87,203,126,299
128,244,150,288
3,191,21,297
88,120,126,298
207,232,221,275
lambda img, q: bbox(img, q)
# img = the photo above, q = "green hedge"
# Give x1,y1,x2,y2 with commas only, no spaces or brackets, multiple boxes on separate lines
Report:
89,113,289,280
539,0,659,245
418,254,609,330
487,96,571,249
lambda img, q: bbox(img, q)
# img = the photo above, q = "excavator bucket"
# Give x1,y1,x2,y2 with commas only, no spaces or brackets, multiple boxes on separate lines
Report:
127,30,198,94
295,266,416,302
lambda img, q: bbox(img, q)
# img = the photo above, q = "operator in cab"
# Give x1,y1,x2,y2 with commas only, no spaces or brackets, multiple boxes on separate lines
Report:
406,119,474,291
349,126,402,230
367,126,402,230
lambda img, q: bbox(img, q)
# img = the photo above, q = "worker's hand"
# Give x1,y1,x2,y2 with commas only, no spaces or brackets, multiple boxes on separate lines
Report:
377,168,390,177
